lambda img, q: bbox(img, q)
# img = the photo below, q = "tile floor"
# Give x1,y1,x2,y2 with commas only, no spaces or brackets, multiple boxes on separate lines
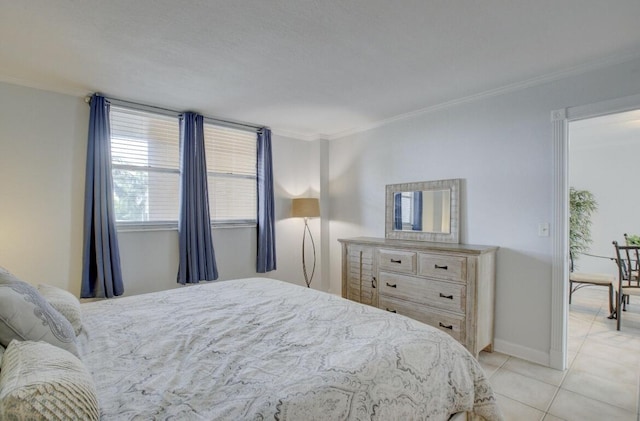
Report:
479,287,640,421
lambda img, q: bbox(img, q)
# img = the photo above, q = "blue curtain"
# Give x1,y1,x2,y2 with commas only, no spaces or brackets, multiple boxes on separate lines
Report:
394,193,402,230
412,191,423,231
81,94,124,298
177,113,218,284
256,128,276,272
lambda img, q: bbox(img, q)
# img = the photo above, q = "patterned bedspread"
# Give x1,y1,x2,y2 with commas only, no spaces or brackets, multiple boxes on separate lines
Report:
77,278,503,420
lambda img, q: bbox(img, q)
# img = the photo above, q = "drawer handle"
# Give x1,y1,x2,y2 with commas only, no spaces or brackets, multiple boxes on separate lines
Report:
439,293,454,300
386,308,397,313
385,282,397,288
390,259,402,264
372,276,377,289
439,322,453,330
434,264,448,270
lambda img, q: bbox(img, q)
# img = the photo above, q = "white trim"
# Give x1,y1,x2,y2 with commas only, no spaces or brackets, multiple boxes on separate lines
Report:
3,49,640,143
116,221,256,232
550,93,640,371
550,109,568,370
567,92,640,121
271,128,328,142
493,339,550,367
328,50,640,141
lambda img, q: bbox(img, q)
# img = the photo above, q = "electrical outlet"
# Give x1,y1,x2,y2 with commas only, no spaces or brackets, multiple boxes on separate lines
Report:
538,223,550,237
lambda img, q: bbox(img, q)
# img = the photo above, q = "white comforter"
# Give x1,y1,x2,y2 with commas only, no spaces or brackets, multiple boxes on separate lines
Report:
78,278,502,420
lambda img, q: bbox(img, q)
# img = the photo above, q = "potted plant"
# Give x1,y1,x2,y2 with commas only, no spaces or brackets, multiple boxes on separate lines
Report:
569,187,598,268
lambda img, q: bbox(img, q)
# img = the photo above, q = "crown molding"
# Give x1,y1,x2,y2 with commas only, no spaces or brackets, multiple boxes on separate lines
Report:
3,47,640,143
270,128,329,142
326,48,640,140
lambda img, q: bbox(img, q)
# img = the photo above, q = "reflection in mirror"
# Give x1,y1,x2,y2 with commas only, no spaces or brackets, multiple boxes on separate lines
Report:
393,190,451,233
385,179,460,243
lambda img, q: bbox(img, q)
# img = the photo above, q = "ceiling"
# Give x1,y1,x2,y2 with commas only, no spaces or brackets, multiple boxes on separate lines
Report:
2,1,640,140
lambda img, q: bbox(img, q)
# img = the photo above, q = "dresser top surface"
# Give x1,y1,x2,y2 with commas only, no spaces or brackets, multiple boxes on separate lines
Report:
338,237,498,255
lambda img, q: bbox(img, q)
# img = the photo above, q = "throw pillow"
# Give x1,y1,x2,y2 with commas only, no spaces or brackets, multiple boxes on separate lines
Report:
0,340,99,420
38,284,83,336
0,269,77,355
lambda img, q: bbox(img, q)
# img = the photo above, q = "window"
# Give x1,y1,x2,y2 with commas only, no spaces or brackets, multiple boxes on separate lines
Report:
109,105,257,228
203,124,257,223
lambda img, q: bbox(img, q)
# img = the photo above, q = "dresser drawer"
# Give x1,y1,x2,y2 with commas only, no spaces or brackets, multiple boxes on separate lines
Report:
379,272,465,314
417,253,467,282
378,249,416,274
379,295,465,342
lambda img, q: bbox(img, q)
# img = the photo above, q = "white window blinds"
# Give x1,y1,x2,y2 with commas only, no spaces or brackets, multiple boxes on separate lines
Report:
203,124,257,223
110,107,180,225
109,105,257,227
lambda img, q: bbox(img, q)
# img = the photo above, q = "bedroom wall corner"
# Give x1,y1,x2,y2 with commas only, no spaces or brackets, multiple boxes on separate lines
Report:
269,134,326,290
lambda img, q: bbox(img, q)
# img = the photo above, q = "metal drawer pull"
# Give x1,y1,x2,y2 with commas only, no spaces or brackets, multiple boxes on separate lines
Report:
434,264,448,270
439,322,453,330
371,276,377,289
386,308,397,313
390,259,402,264
385,282,397,288
439,293,454,300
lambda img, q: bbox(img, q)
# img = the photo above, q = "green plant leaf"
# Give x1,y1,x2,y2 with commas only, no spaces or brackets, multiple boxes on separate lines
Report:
569,187,598,265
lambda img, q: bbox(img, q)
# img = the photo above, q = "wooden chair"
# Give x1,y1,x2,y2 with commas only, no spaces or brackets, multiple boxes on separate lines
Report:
612,241,640,330
568,252,615,318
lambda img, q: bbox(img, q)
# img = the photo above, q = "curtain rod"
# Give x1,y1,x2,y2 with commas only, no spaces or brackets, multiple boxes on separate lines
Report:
84,94,264,132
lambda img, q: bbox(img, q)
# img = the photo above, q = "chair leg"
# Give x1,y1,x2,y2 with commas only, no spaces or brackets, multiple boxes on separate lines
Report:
569,281,573,304
607,284,614,318
617,292,622,331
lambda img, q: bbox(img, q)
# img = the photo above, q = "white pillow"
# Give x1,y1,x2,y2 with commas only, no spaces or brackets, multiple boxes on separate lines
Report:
0,269,77,355
38,284,83,336
0,340,99,420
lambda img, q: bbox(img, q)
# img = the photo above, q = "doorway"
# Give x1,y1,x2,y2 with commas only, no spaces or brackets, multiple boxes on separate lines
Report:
551,94,640,370
567,109,640,361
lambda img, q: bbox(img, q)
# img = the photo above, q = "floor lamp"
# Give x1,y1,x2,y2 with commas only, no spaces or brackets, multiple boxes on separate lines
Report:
291,198,320,288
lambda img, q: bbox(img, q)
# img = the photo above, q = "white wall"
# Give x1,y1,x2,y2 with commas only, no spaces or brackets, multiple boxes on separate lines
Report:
0,82,324,296
328,57,640,364
569,124,640,274
0,83,87,294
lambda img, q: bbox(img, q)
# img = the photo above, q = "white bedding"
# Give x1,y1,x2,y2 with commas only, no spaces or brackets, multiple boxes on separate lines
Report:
78,278,503,420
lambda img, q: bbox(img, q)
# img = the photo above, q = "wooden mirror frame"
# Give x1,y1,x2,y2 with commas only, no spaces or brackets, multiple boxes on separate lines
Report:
385,179,461,243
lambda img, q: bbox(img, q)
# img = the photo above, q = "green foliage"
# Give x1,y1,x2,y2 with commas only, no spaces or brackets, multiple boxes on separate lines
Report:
112,167,148,221
569,187,598,261
626,234,640,245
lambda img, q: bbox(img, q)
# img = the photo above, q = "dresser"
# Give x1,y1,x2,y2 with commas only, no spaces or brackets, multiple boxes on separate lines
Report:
339,237,497,357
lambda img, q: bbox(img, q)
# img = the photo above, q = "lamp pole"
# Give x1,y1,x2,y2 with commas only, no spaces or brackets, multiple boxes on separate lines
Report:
302,217,316,288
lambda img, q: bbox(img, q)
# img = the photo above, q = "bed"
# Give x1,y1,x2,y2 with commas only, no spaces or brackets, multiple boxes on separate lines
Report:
74,277,502,420
0,271,502,420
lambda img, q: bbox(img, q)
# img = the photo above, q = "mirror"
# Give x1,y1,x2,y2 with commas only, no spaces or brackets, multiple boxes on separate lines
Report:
385,179,460,243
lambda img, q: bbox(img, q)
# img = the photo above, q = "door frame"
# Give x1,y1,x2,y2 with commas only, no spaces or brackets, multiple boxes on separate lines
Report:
550,93,640,370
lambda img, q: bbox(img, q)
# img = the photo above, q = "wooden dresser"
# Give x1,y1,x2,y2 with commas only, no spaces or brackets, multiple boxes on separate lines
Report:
339,237,497,357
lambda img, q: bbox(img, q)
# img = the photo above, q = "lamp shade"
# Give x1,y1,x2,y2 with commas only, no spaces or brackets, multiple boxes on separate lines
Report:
291,198,320,218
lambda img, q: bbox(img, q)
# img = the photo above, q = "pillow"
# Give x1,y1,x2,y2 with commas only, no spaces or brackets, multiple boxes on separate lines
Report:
0,340,99,421
0,269,77,355
38,284,83,336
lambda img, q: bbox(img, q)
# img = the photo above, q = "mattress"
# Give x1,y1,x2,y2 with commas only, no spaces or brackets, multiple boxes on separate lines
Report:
77,277,503,420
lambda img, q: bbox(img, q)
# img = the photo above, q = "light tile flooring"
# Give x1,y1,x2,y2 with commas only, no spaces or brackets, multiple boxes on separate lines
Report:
479,287,640,421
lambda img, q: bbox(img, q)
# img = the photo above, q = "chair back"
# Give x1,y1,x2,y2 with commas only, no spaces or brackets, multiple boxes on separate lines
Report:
613,241,640,288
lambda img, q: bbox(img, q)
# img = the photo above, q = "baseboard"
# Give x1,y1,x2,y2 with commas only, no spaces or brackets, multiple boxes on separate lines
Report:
493,339,550,367
548,348,566,370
